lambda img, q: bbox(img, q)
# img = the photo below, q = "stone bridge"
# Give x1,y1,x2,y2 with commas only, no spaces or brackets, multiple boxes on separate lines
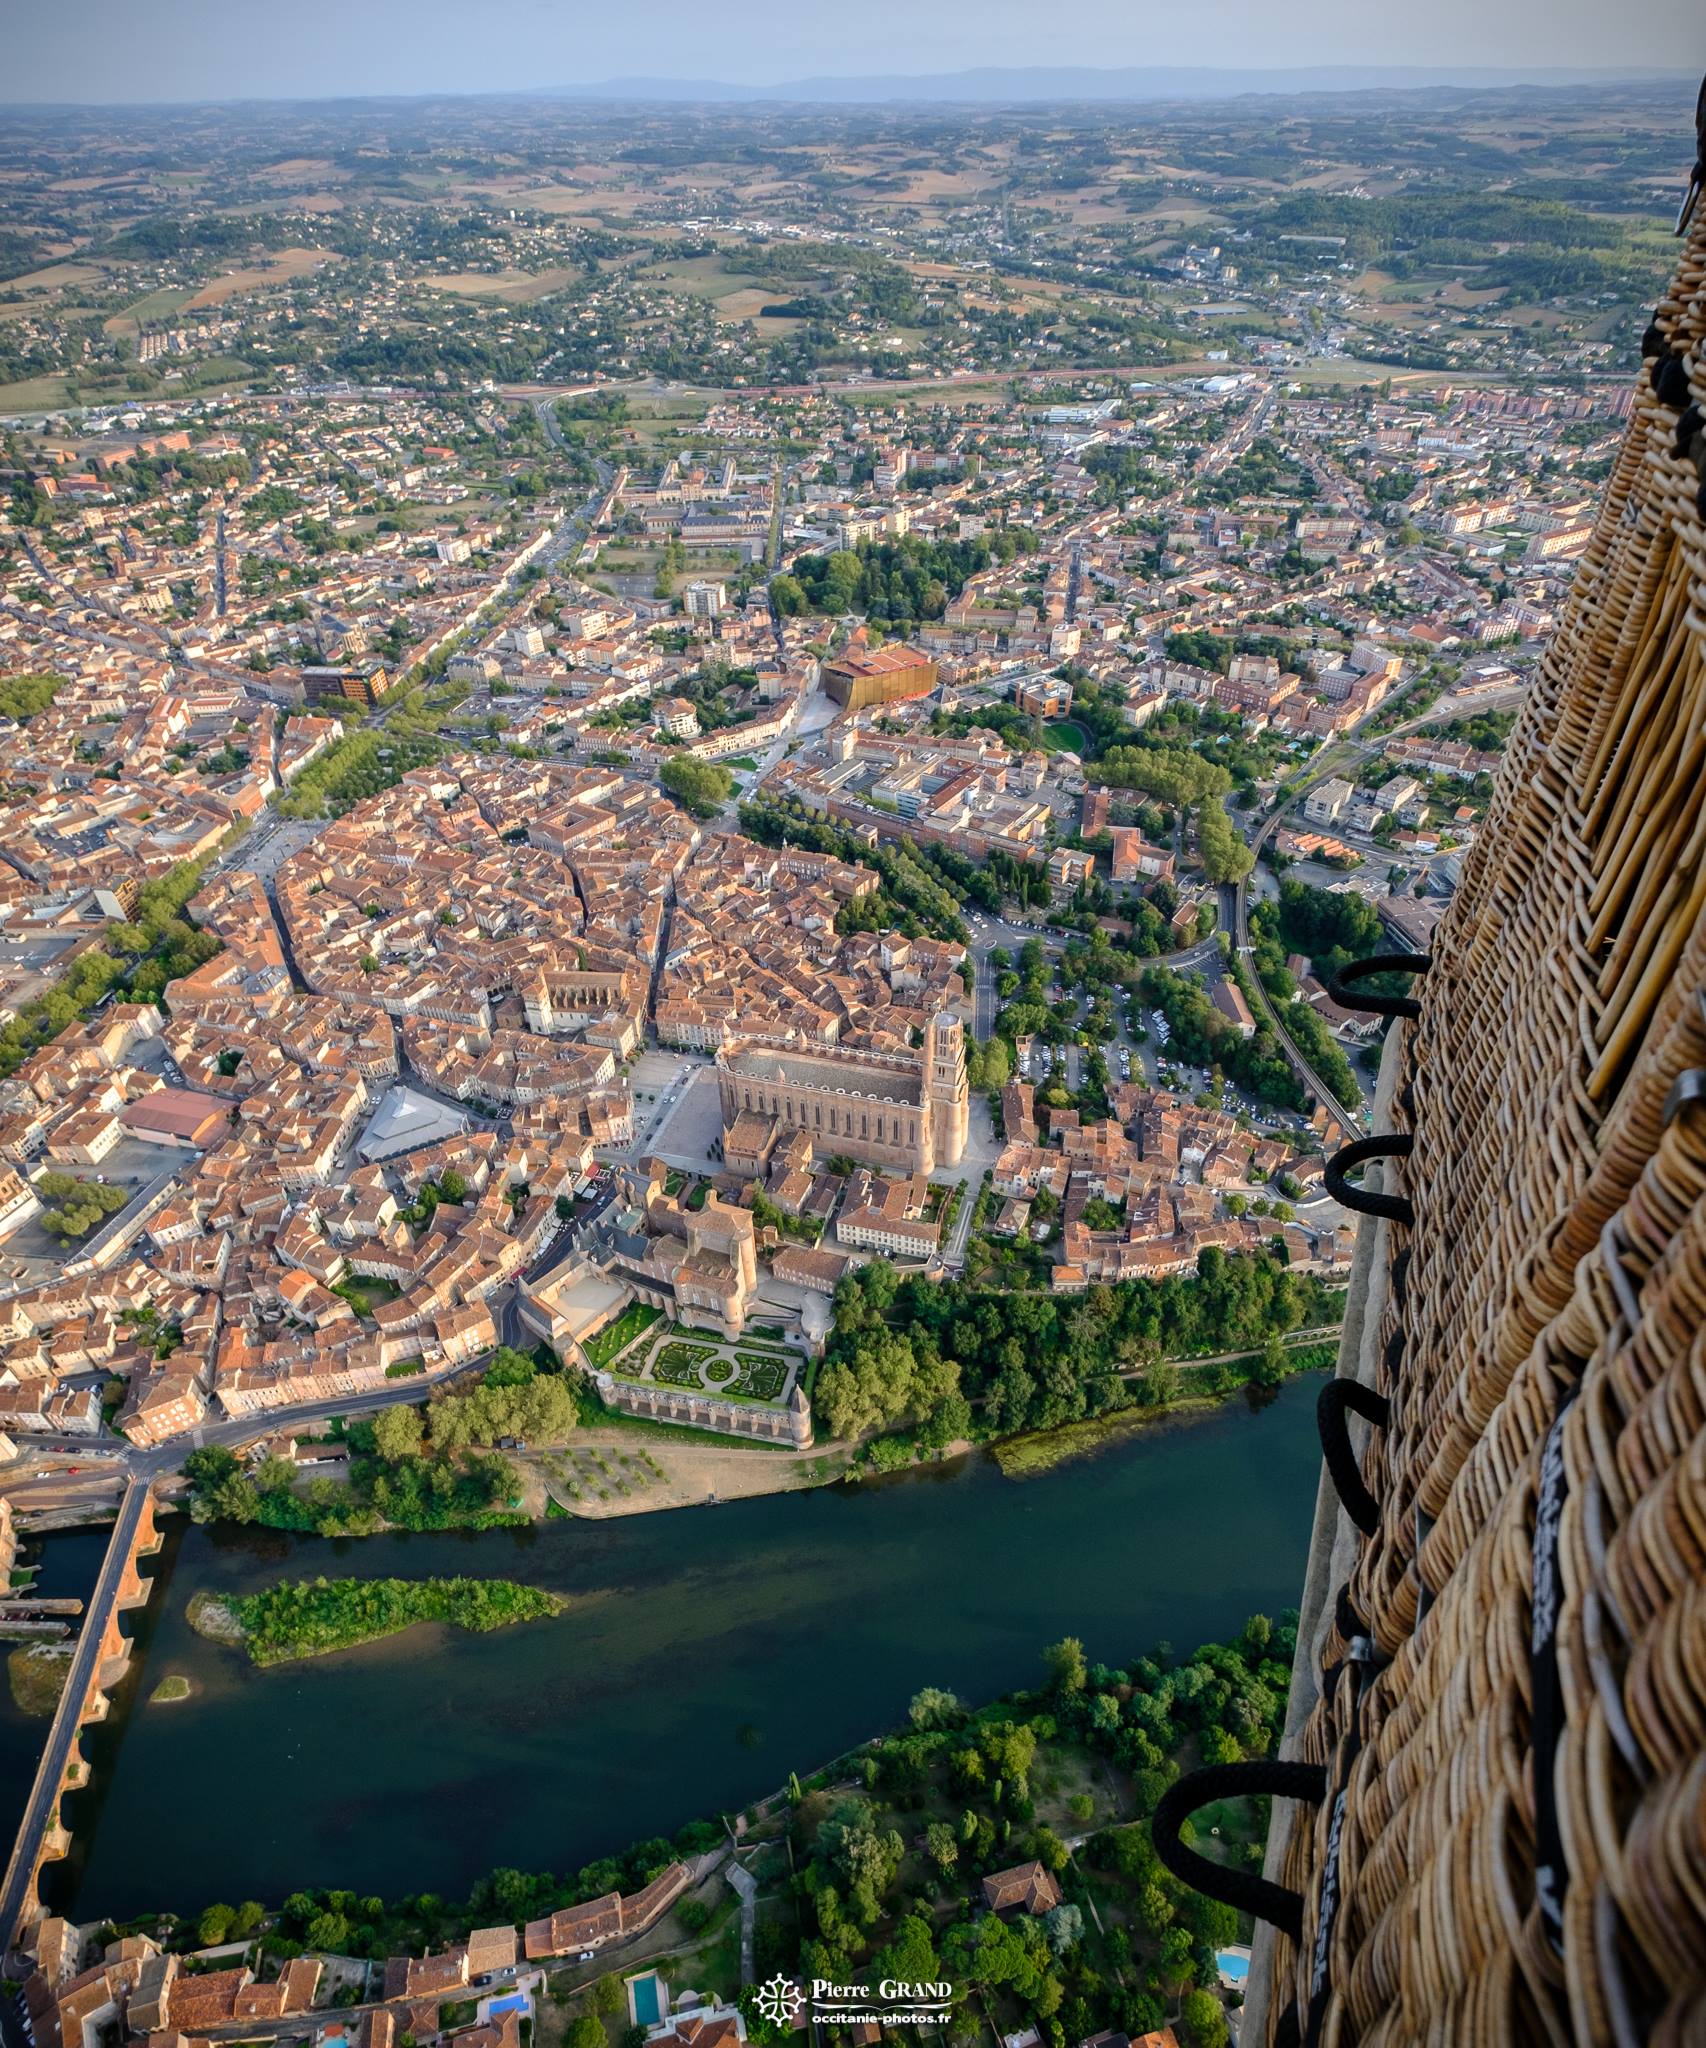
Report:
0,1478,164,1960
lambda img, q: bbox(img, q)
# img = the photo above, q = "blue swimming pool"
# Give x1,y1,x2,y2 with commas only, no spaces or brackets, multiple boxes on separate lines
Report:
1217,1951,1250,1983
487,1995,530,2018
630,1974,663,2026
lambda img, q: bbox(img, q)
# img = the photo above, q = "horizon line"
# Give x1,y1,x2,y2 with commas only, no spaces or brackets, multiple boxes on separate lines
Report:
0,60,1690,116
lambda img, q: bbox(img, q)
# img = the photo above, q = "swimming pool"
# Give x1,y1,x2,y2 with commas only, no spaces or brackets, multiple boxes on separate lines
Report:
630,1974,663,2027
487,1995,530,2018
1216,1950,1250,1984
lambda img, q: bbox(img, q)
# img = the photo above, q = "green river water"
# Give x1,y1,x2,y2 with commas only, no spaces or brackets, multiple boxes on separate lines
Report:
16,1375,1325,1921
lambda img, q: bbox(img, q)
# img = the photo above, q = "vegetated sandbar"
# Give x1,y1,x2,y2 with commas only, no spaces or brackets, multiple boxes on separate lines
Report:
190,1576,564,1667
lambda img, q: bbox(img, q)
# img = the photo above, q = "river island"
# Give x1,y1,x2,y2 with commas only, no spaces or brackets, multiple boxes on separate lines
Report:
189,1575,565,1666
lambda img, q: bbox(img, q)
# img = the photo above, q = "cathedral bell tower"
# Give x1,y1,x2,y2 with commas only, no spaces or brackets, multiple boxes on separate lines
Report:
925,1010,969,1169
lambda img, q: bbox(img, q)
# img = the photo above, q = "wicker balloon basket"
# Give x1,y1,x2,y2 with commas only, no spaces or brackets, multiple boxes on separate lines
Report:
1161,81,1706,2048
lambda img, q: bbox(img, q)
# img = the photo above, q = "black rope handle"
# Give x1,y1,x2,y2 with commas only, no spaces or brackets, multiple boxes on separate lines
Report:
1655,353,1692,408
1153,1761,1329,1943
1317,1378,1391,1537
1325,1133,1414,1225
1325,952,1432,1022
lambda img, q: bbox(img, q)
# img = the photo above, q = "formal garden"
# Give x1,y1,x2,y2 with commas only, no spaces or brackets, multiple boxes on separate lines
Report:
654,1339,721,1389
609,1320,805,1406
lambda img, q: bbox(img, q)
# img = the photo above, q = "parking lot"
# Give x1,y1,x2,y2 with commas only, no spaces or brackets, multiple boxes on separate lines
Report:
0,1137,183,1279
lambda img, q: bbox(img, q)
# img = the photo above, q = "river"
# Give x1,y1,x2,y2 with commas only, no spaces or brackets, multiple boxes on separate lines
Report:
38,1375,1324,1921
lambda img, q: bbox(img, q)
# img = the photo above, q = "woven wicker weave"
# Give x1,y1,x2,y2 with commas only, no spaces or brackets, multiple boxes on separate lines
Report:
1256,100,1706,2048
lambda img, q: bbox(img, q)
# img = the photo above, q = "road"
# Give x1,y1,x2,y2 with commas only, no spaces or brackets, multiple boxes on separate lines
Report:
532,397,614,565
0,1373,482,1504
971,947,997,1041
0,1477,152,1964
942,1179,980,1268
1222,681,1517,1138
0,1468,126,1517
1230,761,1368,1138
213,508,229,618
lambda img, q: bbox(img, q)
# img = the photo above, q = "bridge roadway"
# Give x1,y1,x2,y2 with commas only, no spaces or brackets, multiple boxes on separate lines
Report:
0,1477,157,1964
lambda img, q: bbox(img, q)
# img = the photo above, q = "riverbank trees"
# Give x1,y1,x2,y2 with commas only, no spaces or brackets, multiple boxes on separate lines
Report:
781,1617,1288,2048
182,1429,522,1539
180,1354,572,1536
427,1356,577,1451
819,1253,1339,1444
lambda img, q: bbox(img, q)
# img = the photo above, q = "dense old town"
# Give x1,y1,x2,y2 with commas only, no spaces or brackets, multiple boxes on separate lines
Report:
0,53,1700,2048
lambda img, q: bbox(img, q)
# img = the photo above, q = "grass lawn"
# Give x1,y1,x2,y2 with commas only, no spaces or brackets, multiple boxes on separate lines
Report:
1043,719,1093,754
334,1275,403,1318
581,1301,662,1369
0,374,71,413
106,284,196,331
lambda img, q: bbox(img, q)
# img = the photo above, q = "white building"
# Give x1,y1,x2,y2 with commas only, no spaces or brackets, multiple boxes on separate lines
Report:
1302,777,1355,827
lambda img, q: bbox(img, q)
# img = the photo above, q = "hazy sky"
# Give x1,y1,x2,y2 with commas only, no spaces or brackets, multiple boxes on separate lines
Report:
5,0,1699,104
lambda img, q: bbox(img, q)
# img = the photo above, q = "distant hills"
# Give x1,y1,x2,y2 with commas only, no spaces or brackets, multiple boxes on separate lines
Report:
561,63,1683,107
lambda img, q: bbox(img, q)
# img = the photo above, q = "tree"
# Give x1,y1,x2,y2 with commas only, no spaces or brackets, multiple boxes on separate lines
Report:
1252,1332,1288,1389
428,1371,575,1450
255,1455,298,1497
909,1685,964,1730
484,1346,539,1387
943,1911,1049,2003
868,1912,944,1996
1043,1636,1088,1695
1178,1988,1230,2048
591,1977,626,2017
1197,796,1254,884
1033,1826,1070,1875
305,1911,351,1954
659,755,735,820
566,2017,607,2048
371,1403,425,1462
184,1444,261,1525
924,1821,959,1873
1042,1903,1083,1956
197,1902,235,1946
818,1797,905,1924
